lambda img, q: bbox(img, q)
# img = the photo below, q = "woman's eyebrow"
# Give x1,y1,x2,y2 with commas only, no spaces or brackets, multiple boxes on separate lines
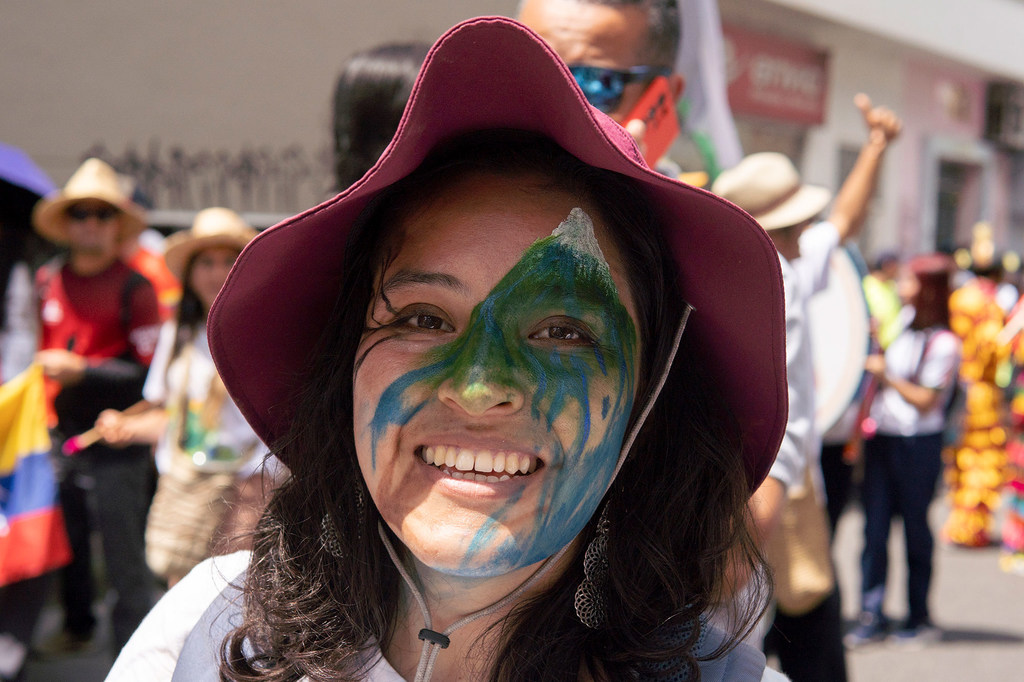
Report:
381,269,469,296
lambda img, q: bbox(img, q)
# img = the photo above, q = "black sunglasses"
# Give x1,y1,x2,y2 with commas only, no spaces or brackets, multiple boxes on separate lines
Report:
67,205,120,222
568,64,672,113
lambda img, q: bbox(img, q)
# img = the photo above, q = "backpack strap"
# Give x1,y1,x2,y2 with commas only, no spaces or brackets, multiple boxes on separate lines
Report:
119,269,148,336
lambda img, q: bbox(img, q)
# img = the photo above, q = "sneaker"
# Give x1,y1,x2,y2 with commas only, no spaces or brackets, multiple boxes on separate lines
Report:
29,629,95,658
889,622,941,649
843,612,888,649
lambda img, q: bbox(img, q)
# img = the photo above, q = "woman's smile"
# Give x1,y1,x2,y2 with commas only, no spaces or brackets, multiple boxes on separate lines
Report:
417,444,542,481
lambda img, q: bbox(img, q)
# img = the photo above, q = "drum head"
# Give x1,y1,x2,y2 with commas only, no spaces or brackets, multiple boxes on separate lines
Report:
809,246,870,433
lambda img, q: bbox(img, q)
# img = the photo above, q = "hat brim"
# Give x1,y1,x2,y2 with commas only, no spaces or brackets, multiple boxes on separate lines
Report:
756,184,832,231
33,195,147,246
164,233,255,281
208,16,787,490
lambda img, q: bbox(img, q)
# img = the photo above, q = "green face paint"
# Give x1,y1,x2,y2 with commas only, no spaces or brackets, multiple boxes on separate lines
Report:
366,207,637,576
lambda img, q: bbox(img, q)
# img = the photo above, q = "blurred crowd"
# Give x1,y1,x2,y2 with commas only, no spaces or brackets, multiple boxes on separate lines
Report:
1,2,1022,682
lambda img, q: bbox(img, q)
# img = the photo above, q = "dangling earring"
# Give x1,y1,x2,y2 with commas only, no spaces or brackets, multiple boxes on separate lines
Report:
319,484,367,560
320,513,345,560
574,504,610,629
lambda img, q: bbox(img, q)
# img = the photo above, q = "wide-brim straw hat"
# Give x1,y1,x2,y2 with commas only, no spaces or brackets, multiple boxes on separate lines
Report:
711,152,832,231
163,207,258,280
32,158,147,244
208,17,788,491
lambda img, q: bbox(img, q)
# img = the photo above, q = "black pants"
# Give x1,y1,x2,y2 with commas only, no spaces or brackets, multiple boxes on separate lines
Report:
55,446,156,651
820,442,855,538
765,585,848,682
860,433,942,625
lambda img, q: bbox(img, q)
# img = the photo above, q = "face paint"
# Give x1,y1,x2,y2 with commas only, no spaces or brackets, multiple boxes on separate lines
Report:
353,174,639,579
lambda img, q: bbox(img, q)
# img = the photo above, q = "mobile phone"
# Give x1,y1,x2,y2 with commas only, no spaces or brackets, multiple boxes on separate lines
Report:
625,76,679,167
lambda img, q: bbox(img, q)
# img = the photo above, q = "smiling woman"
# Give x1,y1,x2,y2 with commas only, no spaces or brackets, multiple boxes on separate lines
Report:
107,16,789,682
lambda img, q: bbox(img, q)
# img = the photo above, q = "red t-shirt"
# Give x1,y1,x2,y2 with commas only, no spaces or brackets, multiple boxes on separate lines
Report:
38,260,160,363
37,259,161,430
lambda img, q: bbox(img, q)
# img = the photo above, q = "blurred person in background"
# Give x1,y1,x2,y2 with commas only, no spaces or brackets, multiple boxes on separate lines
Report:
94,208,275,588
517,0,686,172
713,92,902,682
332,42,430,191
863,250,904,352
31,158,161,656
845,254,960,647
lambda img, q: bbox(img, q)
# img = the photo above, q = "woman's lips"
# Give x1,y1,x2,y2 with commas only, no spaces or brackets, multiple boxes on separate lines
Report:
417,444,541,482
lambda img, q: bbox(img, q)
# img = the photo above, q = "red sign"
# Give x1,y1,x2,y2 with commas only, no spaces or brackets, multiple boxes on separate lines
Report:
723,24,829,125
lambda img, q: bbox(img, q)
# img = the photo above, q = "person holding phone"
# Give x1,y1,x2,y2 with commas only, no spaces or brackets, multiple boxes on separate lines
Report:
518,0,685,167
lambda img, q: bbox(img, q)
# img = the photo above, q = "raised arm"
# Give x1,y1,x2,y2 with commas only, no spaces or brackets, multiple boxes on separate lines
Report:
829,93,902,242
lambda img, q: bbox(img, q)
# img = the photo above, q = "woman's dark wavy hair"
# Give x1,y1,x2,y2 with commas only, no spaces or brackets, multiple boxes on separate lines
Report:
222,130,770,681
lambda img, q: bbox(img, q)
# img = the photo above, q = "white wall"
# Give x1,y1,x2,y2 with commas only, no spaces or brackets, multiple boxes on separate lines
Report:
764,0,1024,83
2,1,518,218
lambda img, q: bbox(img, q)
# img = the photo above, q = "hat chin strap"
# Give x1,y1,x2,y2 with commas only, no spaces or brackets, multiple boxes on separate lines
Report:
379,306,693,682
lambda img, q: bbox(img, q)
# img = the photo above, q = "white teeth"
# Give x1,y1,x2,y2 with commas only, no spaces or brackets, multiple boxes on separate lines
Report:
505,453,520,474
422,446,537,478
475,451,493,473
455,450,475,471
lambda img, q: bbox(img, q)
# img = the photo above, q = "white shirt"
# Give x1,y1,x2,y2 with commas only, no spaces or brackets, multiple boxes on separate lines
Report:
109,552,787,682
143,321,270,479
768,222,839,494
870,326,960,436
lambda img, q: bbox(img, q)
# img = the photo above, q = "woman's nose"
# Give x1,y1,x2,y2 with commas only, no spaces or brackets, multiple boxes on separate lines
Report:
438,372,525,417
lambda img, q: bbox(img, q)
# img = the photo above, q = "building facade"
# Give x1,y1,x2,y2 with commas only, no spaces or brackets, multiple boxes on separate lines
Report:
716,0,1024,262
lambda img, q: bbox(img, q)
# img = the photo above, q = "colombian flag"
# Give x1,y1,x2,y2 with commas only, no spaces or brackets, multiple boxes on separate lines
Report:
0,364,71,586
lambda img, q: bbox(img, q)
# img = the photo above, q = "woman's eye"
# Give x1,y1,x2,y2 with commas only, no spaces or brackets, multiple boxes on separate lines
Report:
404,313,453,332
531,322,594,344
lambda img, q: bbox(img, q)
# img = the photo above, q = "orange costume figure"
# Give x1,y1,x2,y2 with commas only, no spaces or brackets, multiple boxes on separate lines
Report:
944,232,1009,548
124,240,181,322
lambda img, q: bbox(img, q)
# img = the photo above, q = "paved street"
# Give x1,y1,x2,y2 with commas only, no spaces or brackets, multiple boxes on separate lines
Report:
22,493,1024,681
833,496,1024,681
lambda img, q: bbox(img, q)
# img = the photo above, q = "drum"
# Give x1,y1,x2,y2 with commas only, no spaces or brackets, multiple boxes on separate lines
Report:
808,246,871,433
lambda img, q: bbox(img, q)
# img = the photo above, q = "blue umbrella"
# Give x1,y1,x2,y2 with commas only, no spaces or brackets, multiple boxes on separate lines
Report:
0,142,55,198
0,143,56,228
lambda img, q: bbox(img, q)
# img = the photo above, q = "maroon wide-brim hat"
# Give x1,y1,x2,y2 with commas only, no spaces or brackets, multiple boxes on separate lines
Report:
209,16,787,490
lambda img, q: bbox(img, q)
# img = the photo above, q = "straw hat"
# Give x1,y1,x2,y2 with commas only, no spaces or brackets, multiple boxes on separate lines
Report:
209,17,788,491
32,158,147,244
711,152,832,231
163,207,257,280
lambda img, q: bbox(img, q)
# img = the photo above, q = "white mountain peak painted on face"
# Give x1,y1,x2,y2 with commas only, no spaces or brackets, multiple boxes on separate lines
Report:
551,207,608,268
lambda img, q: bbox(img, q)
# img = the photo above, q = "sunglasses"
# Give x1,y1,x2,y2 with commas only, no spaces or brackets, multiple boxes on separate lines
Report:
67,205,120,222
569,64,673,113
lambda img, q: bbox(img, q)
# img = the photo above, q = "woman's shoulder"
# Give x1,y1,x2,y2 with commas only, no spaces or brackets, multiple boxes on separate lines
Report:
106,551,251,682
